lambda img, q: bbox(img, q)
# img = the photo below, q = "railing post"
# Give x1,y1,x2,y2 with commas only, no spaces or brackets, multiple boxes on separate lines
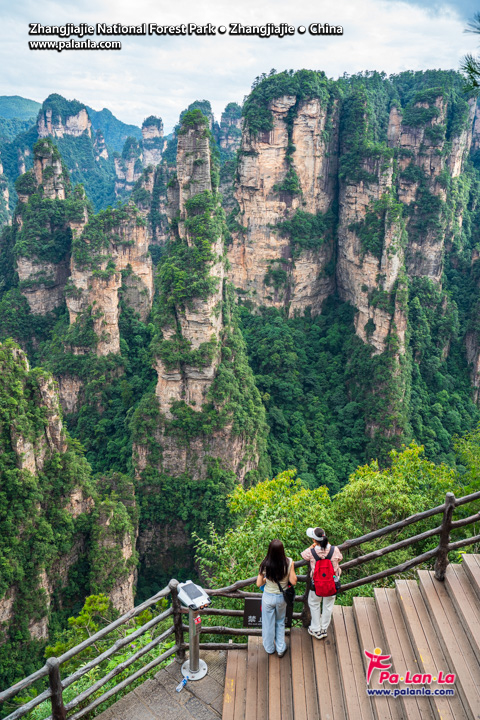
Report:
301,568,312,628
434,492,456,581
46,657,66,720
169,579,186,662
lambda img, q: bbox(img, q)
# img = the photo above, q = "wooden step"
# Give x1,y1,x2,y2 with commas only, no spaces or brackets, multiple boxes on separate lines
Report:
462,553,480,603
375,588,432,720
396,579,468,720
444,563,480,664
268,650,294,720
311,620,347,720
332,605,374,720
290,628,319,720
244,637,268,720
418,570,480,720
222,649,247,720
353,596,402,720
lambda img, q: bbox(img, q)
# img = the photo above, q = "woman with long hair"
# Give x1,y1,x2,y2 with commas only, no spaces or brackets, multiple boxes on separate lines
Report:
256,539,297,657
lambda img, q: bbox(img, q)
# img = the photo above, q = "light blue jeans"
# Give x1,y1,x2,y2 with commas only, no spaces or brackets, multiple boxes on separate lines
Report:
261,591,287,654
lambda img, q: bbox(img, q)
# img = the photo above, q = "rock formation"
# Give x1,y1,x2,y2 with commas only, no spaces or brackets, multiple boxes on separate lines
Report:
14,139,87,315
37,95,92,139
134,110,266,475
228,93,339,313
142,116,164,167
94,129,109,160
67,203,154,355
0,157,9,226
0,341,138,644
215,103,242,154
115,118,165,198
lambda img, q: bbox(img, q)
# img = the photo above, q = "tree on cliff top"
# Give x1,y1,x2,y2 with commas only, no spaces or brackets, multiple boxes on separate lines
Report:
462,13,480,91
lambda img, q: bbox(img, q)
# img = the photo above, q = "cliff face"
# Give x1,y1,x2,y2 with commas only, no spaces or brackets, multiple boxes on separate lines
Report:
0,158,9,226
216,103,242,154
13,139,87,315
38,106,91,139
142,116,164,167
68,204,153,355
115,118,165,198
0,342,138,644
34,94,116,214
228,93,339,313
132,109,267,581
229,80,476,356
94,130,109,160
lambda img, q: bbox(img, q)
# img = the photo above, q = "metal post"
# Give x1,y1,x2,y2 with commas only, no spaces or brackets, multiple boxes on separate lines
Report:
181,607,208,680
169,579,186,662
434,492,456,581
46,658,66,720
189,609,200,673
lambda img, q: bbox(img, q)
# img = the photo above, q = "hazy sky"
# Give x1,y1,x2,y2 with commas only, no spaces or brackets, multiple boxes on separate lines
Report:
2,0,479,131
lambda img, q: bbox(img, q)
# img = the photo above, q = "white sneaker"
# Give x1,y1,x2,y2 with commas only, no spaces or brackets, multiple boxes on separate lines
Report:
318,629,327,639
308,627,322,639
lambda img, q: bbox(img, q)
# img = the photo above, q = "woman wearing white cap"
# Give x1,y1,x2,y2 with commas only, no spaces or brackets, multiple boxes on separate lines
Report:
301,527,342,639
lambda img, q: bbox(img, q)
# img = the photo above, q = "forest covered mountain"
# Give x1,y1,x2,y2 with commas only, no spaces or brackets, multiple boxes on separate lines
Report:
1,68,480,696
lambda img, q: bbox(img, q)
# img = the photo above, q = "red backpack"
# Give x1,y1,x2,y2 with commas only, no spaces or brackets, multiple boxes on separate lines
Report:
311,545,337,597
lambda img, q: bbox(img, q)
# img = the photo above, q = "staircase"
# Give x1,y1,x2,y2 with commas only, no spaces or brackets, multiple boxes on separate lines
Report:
222,555,480,720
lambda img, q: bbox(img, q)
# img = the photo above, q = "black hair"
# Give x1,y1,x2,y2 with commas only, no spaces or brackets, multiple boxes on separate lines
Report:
260,539,289,583
314,527,328,549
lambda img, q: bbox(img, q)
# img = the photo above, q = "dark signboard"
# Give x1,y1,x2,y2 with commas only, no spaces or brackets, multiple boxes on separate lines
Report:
243,595,293,628
243,596,262,627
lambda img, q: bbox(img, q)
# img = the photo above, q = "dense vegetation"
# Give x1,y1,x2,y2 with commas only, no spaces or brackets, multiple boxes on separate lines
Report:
0,341,138,692
196,439,476,601
3,69,480,703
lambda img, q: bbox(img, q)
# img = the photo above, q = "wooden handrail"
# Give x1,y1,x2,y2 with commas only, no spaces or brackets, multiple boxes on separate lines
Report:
1,488,480,720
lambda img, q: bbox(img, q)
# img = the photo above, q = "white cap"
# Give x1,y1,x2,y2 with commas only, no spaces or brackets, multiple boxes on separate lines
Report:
306,528,325,541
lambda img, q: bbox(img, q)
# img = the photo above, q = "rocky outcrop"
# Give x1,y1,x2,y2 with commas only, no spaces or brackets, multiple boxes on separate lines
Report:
13,140,89,315
134,109,266,488
0,342,138,643
115,120,165,198
33,138,67,200
142,116,164,167
216,103,242,154
17,256,70,314
114,139,143,197
94,130,109,160
155,113,224,415
38,102,91,139
0,157,9,226
228,95,339,313
68,205,153,355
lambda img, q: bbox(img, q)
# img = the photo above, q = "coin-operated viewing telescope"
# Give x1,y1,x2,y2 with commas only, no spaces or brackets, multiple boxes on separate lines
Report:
177,581,211,680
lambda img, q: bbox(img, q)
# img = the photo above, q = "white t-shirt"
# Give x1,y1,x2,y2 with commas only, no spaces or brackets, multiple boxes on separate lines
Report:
263,557,293,594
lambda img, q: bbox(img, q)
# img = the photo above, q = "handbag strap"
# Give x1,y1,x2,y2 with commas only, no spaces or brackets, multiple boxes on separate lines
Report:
275,559,292,598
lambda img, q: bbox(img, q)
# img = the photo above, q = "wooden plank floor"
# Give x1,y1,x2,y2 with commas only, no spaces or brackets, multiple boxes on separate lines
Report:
353,596,401,720
222,556,480,720
444,563,480,664
462,553,480,601
312,621,346,720
418,569,480,720
396,579,468,720
375,588,431,720
333,605,374,720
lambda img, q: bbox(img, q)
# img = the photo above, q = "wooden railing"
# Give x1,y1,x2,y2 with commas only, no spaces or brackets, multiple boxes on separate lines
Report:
1,489,479,720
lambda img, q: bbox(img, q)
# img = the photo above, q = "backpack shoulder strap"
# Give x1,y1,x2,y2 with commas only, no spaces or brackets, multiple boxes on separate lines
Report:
326,545,335,561
311,547,320,562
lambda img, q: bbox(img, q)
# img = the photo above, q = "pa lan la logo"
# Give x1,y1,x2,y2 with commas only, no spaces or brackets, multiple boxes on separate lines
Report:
364,648,455,685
